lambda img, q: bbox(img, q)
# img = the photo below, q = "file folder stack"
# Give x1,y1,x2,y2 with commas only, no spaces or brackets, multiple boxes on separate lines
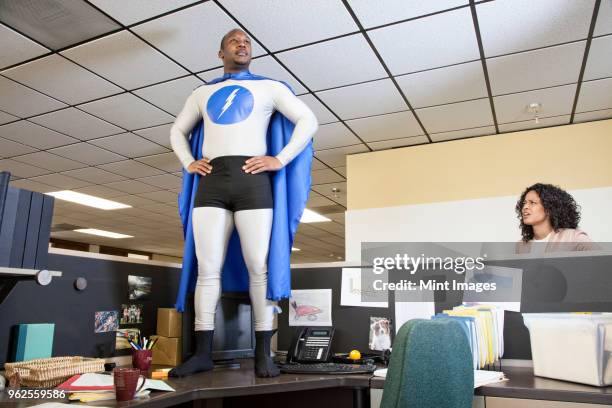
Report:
523,313,612,386
434,304,504,369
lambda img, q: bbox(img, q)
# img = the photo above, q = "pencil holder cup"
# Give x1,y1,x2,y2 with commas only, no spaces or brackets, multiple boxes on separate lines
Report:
132,349,153,375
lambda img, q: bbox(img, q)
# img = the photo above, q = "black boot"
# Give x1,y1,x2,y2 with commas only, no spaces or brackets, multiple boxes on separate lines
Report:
169,330,214,377
254,330,280,378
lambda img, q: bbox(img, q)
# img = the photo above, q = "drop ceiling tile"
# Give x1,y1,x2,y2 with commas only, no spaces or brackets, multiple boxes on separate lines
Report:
48,142,125,165
576,78,612,112
312,181,347,196
499,115,570,133
137,190,178,203
276,34,386,91
333,166,347,177
89,133,169,158
78,93,174,130
369,8,479,75
0,24,49,69
29,107,123,140
347,0,467,28
346,111,422,142
314,144,369,167
583,35,612,81
249,56,307,94
595,1,612,36
307,193,336,208
416,98,493,133
97,159,165,178
0,138,37,158
134,124,172,148
313,123,361,150
311,158,327,170
488,41,585,95
316,79,407,120
368,135,429,150
72,184,127,199
476,0,594,56
88,0,200,25
0,158,51,178
573,108,612,123
2,54,122,104
133,76,203,115
62,30,188,89
110,194,159,207
136,174,182,189
395,61,488,108
494,84,576,123
12,151,87,171
311,169,345,185
0,76,66,117
102,180,161,194
61,167,127,184
197,67,224,83
0,111,19,125
136,152,182,172
298,94,337,125
430,126,496,142
29,173,91,189
0,121,77,149
9,178,55,193
0,0,121,50
131,2,266,72
220,0,357,51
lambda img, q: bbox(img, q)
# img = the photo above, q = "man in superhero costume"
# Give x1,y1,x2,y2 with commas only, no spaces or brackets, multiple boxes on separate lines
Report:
170,28,318,377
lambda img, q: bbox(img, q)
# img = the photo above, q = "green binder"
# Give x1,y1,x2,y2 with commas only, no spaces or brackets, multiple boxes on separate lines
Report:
13,324,55,361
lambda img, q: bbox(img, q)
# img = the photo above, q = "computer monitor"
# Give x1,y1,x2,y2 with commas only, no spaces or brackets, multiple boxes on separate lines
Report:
181,292,255,362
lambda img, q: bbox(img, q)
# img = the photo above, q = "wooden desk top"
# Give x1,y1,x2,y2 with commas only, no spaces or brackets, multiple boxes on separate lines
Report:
0,360,371,408
370,366,612,405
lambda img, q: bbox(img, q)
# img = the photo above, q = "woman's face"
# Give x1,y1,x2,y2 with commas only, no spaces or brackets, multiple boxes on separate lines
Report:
521,190,548,226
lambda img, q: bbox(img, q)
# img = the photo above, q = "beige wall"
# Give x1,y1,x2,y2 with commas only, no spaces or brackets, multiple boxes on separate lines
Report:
347,120,612,210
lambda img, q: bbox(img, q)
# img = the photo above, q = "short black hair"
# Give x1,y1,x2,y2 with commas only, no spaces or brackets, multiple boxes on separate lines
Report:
220,28,247,51
515,183,581,242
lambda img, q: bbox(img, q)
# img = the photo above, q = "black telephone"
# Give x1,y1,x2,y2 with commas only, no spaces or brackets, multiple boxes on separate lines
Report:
286,327,335,363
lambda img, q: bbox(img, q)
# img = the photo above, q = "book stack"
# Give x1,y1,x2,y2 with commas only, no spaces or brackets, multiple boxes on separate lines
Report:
56,372,174,402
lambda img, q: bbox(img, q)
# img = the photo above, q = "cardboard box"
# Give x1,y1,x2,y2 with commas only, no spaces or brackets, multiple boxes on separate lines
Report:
151,335,182,366
156,308,182,338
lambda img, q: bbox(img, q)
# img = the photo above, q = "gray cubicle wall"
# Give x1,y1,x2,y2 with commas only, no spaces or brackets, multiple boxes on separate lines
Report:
0,251,181,367
278,266,393,354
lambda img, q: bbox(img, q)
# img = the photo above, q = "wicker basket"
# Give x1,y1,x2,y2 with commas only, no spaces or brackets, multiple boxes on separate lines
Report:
4,356,105,388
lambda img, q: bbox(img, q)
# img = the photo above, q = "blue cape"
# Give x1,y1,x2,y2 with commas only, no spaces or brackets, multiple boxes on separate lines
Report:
174,70,313,312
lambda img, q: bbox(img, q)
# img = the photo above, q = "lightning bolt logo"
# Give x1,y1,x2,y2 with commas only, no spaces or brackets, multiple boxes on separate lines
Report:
217,88,240,120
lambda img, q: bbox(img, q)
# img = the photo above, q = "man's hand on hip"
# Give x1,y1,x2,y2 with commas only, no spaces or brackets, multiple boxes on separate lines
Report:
187,158,212,176
243,156,282,174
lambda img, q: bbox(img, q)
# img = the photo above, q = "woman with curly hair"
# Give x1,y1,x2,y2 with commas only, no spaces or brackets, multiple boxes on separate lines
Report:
515,183,596,253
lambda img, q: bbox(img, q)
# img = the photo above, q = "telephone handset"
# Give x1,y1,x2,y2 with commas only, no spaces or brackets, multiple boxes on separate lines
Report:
286,327,335,364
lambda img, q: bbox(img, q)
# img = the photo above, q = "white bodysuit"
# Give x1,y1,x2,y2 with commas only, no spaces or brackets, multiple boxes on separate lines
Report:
169,76,317,332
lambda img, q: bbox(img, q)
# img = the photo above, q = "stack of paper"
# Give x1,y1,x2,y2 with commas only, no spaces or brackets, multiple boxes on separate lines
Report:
434,303,505,369
56,373,175,402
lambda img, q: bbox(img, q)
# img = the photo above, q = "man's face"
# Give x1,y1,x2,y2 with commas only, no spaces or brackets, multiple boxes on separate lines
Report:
219,30,252,69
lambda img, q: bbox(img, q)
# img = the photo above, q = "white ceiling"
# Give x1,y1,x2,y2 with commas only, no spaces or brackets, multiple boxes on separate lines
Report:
1,0,611,263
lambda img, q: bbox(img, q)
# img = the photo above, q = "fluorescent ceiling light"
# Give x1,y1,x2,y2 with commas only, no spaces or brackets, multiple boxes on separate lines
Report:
291,247,301,252
300,209,331,223
74,228,133,239
46,190,131,210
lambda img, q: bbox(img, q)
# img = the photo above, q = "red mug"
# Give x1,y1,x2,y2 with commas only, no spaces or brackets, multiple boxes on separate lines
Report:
132,349,153,374
114,368,146,401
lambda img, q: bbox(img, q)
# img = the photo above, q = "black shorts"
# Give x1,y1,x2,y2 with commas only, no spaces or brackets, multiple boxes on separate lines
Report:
193,156,273,211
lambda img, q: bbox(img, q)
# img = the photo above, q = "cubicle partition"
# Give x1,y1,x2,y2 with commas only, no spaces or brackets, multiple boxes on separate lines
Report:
0,250,181,367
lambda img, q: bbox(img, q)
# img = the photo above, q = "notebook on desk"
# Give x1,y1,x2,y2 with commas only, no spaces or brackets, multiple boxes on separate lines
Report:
373,368,506,388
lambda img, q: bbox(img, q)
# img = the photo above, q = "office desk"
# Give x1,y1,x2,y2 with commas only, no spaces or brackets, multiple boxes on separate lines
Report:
370,366,612,406
0,360,371,408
